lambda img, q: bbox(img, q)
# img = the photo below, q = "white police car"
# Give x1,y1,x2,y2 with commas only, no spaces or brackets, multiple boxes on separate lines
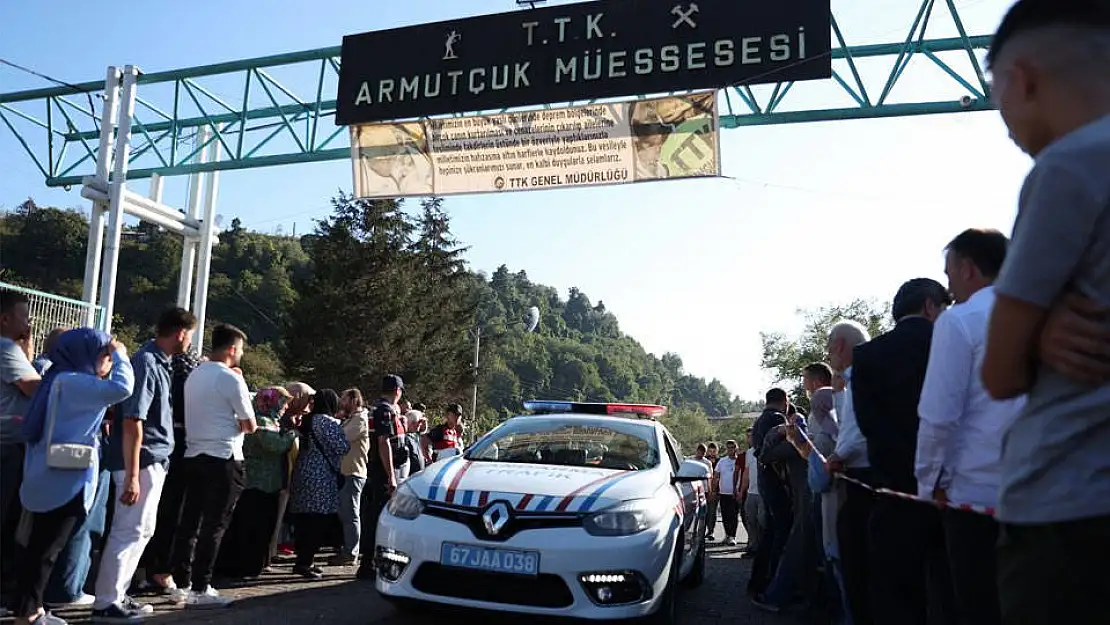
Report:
373,401,712,623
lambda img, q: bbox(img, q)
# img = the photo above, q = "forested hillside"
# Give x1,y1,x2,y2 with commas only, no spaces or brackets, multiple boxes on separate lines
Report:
1,196,762,442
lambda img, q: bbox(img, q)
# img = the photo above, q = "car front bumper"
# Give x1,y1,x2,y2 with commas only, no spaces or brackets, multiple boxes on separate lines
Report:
373,507,677,619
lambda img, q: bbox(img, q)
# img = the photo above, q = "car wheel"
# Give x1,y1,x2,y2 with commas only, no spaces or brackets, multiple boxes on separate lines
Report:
644,540,682,625
681,531,706,588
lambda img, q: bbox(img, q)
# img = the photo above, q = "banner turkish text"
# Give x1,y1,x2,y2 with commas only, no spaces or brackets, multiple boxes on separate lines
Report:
350,92,720,198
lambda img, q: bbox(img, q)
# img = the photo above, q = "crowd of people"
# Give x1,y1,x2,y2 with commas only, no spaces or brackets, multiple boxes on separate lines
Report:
0,301,466,625
691,4,1110,623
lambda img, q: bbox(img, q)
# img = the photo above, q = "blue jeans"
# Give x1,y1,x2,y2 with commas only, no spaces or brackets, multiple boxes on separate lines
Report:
44,469,111,604
337,476,365,558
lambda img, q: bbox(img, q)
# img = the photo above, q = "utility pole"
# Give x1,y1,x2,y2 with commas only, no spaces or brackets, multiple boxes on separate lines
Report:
470,326,481,426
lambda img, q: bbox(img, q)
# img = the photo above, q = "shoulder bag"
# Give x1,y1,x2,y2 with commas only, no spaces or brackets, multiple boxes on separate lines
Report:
45,376,97,470
308,416,346,490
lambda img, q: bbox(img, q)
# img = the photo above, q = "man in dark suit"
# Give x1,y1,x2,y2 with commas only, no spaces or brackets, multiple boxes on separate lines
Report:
853,278,955,625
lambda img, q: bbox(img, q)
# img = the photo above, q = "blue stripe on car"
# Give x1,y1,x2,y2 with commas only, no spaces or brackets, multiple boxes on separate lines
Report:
427,456,462,500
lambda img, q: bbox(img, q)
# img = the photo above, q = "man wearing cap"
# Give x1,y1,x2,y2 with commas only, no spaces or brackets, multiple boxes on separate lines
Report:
356,375,407,581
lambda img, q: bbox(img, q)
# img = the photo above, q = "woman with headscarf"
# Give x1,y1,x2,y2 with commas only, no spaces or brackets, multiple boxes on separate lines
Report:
214,386,298,579
11,329,133,625
288,389,349,579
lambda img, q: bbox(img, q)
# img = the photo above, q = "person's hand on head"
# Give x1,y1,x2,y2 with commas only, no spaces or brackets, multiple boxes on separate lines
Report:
110,339,128,356
289,394,313,416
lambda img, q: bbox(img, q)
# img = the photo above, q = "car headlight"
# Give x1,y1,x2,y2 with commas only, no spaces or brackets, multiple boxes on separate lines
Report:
583,498,670,537
386,483,424,520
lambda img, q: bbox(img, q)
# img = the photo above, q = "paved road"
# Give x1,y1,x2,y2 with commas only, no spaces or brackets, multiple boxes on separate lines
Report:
51,526,815,625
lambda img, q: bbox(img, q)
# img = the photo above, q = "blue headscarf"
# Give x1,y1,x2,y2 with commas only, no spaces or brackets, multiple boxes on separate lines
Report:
22,328,112,445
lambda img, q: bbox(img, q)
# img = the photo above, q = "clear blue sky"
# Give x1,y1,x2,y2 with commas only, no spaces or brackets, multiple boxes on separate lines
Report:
1,0,1030,400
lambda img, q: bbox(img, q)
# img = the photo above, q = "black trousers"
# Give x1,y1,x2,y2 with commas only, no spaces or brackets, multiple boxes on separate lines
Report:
0,443,25,598
140,449,188,575
169,455,245,591
748,469,792,596
355,480,390,579
215,489,280,578
718,495,740,539
293,513,333,568
997,514,1110,625
944,508,1000,625
12,494,85,617
837,472,875,625
868,496,957,625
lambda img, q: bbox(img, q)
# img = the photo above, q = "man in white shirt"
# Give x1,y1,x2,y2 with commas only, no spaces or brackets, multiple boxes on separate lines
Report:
713,440,743,546
738,429,763,557
916,228,1021,625
824,320,872,625
168,324,256,609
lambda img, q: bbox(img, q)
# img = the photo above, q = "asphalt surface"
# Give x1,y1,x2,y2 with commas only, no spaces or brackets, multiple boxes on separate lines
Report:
46,523,817,625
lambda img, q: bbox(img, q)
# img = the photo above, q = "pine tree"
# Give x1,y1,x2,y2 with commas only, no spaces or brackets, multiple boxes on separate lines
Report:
403,197,476,408
286,193,415,393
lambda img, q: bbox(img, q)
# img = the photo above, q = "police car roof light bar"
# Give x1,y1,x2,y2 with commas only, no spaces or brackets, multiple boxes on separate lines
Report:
523,400,667,419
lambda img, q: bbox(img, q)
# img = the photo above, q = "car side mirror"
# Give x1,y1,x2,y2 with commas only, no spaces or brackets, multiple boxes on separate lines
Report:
672,459,712,484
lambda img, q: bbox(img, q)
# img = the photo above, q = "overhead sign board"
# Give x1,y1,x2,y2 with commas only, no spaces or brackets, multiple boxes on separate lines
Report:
350,92,719,198
336,0,831,125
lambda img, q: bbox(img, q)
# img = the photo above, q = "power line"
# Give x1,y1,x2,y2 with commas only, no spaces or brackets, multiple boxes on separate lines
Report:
0,58,100,125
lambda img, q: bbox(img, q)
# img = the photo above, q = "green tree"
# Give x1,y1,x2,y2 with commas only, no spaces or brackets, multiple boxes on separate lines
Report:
760,299,891,408
286,193,415,392
2,195,767,439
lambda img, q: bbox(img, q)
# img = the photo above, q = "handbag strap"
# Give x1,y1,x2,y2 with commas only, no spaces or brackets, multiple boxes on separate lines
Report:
42,375,64,447
306,417,343,477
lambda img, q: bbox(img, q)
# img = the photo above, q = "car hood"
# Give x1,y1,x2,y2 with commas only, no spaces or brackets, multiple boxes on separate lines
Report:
412,457,658,514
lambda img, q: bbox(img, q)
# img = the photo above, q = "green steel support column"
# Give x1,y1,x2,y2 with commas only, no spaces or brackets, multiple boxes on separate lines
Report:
0,0,993,188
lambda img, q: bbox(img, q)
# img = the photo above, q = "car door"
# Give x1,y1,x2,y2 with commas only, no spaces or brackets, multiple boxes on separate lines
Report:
662,433,697,565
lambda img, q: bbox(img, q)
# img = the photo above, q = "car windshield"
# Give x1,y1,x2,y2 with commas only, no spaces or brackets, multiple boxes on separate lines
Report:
467,416,660,471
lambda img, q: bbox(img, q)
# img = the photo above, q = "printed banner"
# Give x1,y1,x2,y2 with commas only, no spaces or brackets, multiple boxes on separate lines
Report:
350,92,719,198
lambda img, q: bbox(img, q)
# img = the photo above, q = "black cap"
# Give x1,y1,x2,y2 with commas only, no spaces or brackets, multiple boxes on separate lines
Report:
381,374,404,392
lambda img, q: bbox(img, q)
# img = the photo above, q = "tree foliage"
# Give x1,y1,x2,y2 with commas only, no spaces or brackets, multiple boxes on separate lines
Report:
760,299,891,408
2,197,761,443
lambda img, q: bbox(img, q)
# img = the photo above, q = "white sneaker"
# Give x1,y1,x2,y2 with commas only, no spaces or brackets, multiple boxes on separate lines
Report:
185,587,232,610
168,586,190,603
45,593,96,609
121,596,155,615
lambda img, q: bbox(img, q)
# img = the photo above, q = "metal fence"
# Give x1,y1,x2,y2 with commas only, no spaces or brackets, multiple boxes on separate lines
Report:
0,281,105,356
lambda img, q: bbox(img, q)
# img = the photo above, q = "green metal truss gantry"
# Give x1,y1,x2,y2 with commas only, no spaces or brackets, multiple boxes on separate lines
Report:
1,0,993,188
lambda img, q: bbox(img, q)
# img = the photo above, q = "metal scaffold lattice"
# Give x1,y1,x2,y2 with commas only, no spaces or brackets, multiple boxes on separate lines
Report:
0,0,992,189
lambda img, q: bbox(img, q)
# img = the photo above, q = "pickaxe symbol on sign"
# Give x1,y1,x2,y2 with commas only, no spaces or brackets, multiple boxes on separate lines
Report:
671,3,699,29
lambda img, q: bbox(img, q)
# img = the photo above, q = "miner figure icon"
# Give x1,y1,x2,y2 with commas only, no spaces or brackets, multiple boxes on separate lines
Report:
443,30,462,60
